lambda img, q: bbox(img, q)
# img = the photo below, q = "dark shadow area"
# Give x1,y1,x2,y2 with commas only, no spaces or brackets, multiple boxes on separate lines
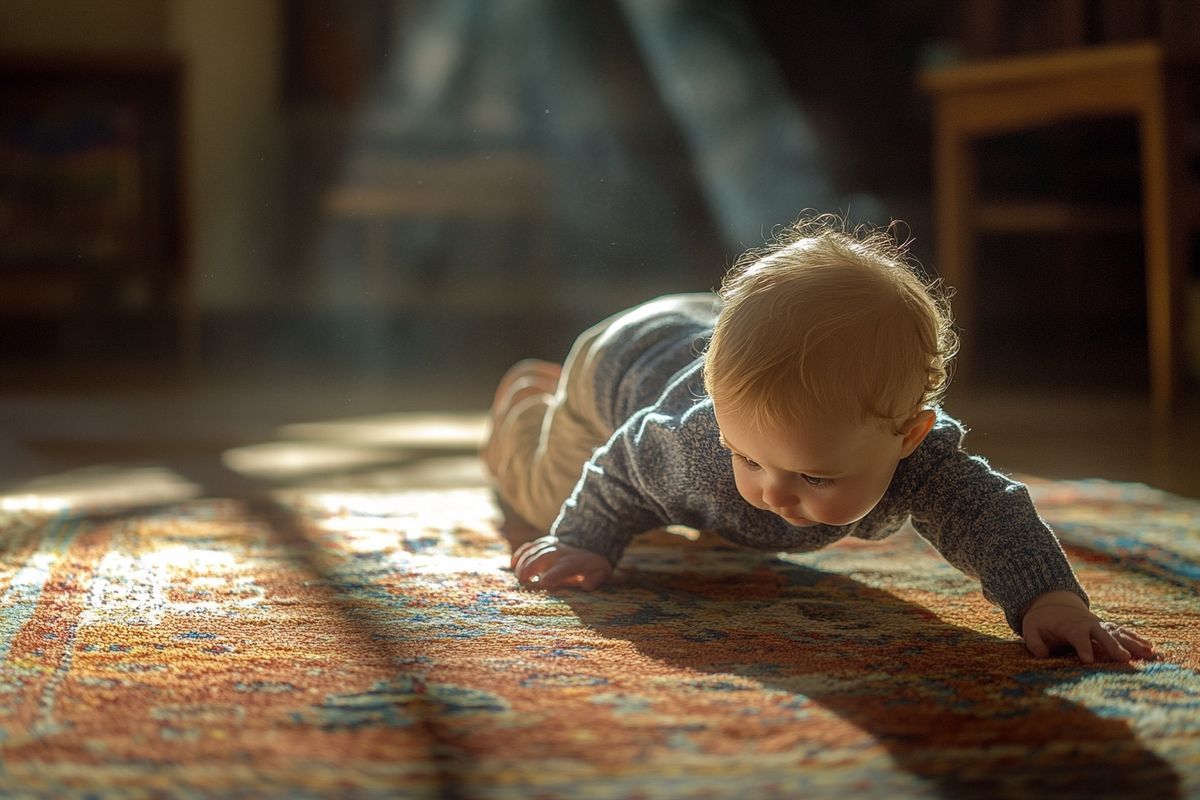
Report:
240,492,469,800
558,550,1180,799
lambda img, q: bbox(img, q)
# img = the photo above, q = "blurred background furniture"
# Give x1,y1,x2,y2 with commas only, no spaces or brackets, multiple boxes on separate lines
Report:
0,55,193,367
3,0,1200,503
323,151,550,319
921,42,1198,420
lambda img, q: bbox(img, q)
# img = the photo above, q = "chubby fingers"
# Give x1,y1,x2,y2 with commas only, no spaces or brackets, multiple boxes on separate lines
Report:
1024,627,1050,659
509,537,612,591
511,536,562,583
511,536,548,569
1086,622,1130,663
1072,622,1156,664
1100,621,1155,661
1066,627,1098,664
539,557,611,591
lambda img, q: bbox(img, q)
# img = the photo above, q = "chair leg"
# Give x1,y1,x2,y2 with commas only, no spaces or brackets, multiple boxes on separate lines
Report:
1138,76,1188,423
933,122,976,387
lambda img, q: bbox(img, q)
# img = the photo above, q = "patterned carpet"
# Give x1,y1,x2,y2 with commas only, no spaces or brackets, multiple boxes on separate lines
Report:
0,477,1197,799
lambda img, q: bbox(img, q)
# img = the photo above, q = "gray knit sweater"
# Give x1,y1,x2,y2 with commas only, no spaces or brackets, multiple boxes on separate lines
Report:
550,310,1088,635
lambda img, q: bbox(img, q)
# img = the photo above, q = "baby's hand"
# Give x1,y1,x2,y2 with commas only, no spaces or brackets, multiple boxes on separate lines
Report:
511,535,613,590
1021,590,1156,664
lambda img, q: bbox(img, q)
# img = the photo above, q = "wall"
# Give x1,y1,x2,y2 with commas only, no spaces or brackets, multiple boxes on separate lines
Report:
165,0,285,312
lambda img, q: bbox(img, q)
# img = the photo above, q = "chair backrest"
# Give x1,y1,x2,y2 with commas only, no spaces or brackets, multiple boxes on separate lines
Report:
955,0,1200,60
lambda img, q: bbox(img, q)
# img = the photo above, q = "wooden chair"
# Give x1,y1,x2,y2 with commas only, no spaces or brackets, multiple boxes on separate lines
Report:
920,42,1198,420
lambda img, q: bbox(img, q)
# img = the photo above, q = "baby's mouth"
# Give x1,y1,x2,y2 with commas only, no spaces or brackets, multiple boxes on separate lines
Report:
777,510,816,527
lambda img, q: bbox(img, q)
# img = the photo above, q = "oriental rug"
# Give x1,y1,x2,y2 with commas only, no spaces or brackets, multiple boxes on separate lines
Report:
0,478,1197,799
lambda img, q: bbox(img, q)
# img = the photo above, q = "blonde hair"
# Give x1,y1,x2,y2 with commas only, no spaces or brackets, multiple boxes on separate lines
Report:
703,214,958,434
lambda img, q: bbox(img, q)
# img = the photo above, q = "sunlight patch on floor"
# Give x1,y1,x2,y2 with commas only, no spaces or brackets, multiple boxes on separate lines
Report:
222,442,413,481
278,486,499,529
278,412,487,449
0,466,202,514
223,411,490,487
1,412,493,512
284,455,488,491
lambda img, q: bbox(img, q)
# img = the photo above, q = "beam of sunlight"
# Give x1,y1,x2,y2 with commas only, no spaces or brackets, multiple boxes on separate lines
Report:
82,545,264,627
0,466,202,515
618,0,881,244
278,487,497,529
283,455,487,492
221,441,414,482
273,486,504,575
221,412,488,484
279,412,487,449
0,494,69,513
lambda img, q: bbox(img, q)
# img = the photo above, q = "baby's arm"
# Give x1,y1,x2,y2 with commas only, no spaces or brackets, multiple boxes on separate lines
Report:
1021,590,1155,663
900,415,1157,662
508,405,681,591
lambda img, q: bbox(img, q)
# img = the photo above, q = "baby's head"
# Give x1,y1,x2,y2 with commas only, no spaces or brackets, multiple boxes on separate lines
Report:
706,215,956,433
704,215,958,527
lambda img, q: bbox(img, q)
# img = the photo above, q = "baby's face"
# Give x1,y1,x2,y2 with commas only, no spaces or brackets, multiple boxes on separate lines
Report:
714,403,933,527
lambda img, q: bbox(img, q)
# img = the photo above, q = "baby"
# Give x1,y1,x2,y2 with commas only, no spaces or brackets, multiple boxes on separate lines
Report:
484,215,1154,664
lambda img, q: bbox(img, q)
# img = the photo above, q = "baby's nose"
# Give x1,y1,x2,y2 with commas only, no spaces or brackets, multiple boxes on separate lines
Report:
762,482,799,508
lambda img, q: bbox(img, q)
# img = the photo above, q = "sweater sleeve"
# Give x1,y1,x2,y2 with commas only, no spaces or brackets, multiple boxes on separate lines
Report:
898,413,1089,634
549,405,681,565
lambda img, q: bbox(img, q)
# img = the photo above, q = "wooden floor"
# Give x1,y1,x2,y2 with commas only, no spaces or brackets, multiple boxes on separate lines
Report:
2,363,1197,505
944,389,1200,498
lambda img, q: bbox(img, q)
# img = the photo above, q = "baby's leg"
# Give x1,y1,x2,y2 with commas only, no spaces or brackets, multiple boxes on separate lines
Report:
484,317,617,547
483,359,562,477
482,360,561,548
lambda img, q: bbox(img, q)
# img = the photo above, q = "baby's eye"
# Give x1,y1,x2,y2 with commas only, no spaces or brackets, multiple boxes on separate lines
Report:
737,454,762,471
802,474,828,487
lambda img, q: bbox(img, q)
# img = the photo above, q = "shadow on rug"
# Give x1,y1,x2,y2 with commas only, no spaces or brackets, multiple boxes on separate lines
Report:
0,478,1196,799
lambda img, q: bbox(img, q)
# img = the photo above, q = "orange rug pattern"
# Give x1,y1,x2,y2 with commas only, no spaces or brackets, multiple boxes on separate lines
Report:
0,479,1197,799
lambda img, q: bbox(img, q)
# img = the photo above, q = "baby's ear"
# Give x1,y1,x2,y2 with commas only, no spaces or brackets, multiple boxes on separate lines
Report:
898,409,936,458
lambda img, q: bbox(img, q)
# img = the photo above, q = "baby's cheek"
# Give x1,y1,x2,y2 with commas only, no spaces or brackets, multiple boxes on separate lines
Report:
812,494,873,526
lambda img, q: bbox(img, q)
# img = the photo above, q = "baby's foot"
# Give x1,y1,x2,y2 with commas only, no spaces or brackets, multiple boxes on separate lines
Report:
482,359,562,477
491,359,562,416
